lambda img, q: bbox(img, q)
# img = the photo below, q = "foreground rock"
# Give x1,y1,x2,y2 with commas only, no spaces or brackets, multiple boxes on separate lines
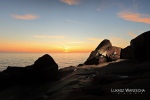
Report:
0,58,150,100
0,54,58,86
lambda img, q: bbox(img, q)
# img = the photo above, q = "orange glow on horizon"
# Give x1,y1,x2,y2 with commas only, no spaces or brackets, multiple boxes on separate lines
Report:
0,48,92,53
0,42,92,53
0,37,129,53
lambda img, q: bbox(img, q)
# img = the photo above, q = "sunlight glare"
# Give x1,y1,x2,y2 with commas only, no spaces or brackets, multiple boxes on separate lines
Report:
64,46,70,53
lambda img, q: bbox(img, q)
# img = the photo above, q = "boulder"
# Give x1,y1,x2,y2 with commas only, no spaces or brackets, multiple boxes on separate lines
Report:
32,54,58,70
1,54,58,84
130,31,150,61
30,54,58,82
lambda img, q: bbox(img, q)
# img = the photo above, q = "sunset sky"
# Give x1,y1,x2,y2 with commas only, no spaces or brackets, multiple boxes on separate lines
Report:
0,0,150,53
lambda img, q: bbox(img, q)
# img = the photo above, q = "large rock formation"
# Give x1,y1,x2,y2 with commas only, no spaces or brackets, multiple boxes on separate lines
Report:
121,31,150,62
29,54,58,82
130,31,150,61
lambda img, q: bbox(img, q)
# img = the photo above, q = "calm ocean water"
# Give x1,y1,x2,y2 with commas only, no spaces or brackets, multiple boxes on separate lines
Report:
0,53,90,71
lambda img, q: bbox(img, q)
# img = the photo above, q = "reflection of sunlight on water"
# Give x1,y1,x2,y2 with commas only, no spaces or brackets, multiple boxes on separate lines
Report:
0,53,90,71
50,53,89,69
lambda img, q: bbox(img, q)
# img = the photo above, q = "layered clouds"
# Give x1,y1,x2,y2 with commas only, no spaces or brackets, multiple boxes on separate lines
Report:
60,0,81,5
128,32,137,38
12,14,39,20
118,11,150,24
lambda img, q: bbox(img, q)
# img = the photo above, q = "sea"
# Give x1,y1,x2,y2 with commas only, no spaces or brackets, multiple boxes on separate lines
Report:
0,53,90,71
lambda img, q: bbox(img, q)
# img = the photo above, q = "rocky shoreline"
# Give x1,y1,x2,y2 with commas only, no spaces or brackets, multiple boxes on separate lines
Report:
0,54,150,100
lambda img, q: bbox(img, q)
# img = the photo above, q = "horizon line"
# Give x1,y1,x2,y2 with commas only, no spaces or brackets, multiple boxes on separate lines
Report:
0,52,90,53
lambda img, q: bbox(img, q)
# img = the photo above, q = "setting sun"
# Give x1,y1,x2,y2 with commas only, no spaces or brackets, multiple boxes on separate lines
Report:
64,46,70,52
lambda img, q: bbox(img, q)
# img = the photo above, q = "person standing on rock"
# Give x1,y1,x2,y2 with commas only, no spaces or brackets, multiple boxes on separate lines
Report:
84,31,150,65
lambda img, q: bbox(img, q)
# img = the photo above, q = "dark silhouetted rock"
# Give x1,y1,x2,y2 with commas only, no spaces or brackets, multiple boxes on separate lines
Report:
130,31,150,61
84,57,99,65
30,54,58,82
1,54,58,85
122,31,150,62
33,54,58,70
